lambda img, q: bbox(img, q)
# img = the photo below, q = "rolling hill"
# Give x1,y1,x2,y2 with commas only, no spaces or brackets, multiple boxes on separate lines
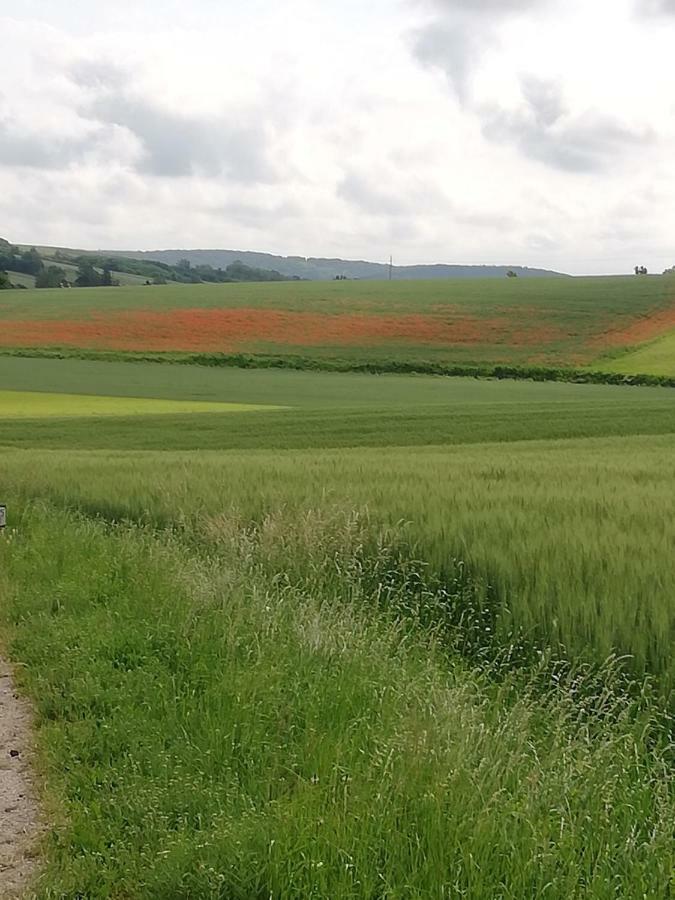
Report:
104,247,568,281
0,275,673,376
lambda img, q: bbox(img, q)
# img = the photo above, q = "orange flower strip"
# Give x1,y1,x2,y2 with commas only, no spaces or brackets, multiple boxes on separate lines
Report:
587,305,675,350
0,307,569,352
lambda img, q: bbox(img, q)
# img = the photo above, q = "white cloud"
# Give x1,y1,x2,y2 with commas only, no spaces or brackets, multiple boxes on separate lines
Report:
411,0,552,101
0,2,674,274
636,0,675,13
479,75,653,172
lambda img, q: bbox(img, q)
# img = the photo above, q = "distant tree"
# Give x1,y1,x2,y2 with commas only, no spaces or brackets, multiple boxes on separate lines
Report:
0,270,11,290
224,260,289,283
20,247,44,276
36,265,68,288
506,270,518,278
75,263,103,287
177,258,191,271
0,243,45,276
102,266,115,286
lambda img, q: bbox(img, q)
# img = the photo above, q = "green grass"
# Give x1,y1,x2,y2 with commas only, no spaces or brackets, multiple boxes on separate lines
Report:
6,270,36,288
4,400,675,452
0,390,284,419
0,360,673,682
2,434,674,687
0,275,669,318
598,329,675,377
0,357,673,897
0,355,671,407
1,357,674,451
1,501,672,898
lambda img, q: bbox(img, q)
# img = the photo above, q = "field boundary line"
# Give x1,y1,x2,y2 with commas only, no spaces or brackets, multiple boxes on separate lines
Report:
0,348,674,388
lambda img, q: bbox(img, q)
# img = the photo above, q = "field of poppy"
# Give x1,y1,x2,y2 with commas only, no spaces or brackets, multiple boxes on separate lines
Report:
1,274,674,370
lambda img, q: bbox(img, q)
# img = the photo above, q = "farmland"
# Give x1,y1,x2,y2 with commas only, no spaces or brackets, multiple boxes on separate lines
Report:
599,328,675,377
0,293,673,895
1,275,674,372
0,389,283,419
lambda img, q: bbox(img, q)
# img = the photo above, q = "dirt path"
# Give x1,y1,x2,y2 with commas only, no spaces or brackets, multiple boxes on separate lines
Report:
0,658,41,898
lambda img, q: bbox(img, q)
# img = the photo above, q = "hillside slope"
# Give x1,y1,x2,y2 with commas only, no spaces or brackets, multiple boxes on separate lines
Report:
597,328,675,377
0,275,673,374
106,247,567,280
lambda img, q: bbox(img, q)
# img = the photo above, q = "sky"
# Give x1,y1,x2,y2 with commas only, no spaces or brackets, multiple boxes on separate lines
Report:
1,0,674,274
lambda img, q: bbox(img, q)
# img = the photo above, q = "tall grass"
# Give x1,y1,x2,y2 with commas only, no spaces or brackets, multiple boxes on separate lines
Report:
1,502,672,898
2,433,673,689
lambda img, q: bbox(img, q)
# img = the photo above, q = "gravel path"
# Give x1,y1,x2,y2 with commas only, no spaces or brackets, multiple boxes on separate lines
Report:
0,659,41,898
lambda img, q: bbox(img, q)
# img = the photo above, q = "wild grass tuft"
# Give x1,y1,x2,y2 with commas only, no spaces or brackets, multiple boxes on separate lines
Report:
1,502,672,898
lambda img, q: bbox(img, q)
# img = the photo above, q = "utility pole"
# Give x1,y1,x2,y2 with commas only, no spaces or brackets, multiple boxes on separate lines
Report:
388,255,393,281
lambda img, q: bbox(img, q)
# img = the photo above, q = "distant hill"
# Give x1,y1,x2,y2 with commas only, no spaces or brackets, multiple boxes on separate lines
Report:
105,248,568,281
7,242,298,288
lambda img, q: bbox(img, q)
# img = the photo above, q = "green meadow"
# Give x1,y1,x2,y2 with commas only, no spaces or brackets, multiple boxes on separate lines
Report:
0,389,282,419
598,329,675,377
2,274,670,319
0,355,673,897
1,356,674,451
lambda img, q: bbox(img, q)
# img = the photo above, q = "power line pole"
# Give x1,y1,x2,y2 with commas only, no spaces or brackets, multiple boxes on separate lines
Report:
389,255,393,281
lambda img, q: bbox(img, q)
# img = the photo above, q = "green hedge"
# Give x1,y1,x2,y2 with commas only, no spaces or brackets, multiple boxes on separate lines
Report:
1,347,674,387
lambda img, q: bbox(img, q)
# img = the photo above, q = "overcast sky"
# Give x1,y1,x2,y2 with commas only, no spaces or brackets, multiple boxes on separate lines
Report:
1,0,674,274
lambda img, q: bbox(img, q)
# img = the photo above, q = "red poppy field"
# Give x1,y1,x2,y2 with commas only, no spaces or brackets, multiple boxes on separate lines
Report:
1,275,673,369
0,307,570,353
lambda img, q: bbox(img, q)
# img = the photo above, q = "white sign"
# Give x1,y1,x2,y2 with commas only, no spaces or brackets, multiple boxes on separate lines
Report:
0,506,5,529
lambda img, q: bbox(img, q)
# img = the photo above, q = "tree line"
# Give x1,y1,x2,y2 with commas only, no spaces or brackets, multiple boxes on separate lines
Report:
0,239,301,290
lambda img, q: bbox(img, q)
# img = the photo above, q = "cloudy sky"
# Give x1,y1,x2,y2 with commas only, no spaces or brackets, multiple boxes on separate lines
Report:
1,0,674,274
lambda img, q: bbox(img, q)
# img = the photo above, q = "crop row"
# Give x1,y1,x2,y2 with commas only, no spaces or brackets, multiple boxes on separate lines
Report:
2,433,673,691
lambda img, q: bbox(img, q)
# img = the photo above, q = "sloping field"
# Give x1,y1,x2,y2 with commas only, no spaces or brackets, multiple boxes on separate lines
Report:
3,434,674,683
0,389,283,418
5,271,36,288
1,276,674,370
1,358,674,684
1,356,674,451
598,328,675,377
38,255,151,287
0,358,673,896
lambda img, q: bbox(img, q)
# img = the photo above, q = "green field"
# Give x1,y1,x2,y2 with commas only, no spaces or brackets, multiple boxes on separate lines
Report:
0,389,282,419
0,275,673,372
0,353,673,894
2,274,670,318
6,270,37,288
5,258,150,290
38,254,151,287
599,328,675,377
1,356,675,452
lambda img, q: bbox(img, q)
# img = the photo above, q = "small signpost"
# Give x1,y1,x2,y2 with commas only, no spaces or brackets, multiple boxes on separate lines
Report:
0,505,6,530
